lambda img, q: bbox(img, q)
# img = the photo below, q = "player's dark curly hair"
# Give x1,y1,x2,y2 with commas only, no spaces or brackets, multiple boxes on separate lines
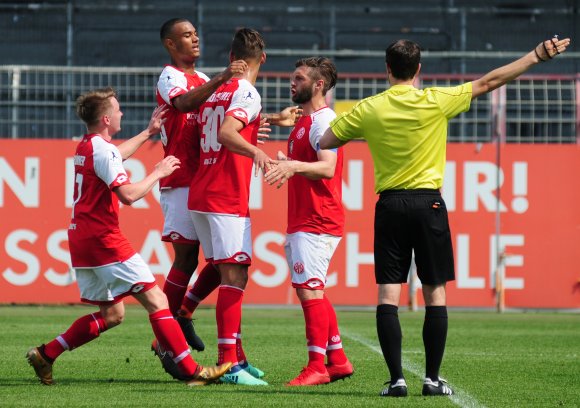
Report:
231,28,265,62
75,87,116,126
385,39,421,80
295,57,338,95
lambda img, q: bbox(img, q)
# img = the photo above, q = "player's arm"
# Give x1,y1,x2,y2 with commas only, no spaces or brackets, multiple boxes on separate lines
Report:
218,116,272,175
172,61,248,112
114,156,180,205
117,105,167,160
262,106,303,127
471,36,570,99
264,149,337,189
319,127,347,149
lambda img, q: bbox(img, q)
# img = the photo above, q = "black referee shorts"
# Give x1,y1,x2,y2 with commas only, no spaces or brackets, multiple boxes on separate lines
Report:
374,189,455,285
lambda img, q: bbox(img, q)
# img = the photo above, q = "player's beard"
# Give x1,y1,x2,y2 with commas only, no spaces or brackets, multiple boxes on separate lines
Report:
292,86,313,104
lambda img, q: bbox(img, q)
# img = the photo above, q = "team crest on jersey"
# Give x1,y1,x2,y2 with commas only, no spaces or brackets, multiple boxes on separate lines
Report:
295,127,306,140
233,110,247,120
293,261,305,275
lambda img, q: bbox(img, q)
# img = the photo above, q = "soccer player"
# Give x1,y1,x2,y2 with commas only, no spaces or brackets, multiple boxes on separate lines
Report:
156,18,248,351
26,87,232,386
188,28,271,386
264,57,353,386
319,36,570,397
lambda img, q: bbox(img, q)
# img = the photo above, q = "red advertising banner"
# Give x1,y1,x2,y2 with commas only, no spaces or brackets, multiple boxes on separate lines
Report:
1,140,578,308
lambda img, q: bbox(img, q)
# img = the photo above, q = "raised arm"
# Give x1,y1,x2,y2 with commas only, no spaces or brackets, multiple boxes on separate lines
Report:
117,105,167,160
262,106,303,127
114,156,180,205
172,60,248,112
471,36,570,99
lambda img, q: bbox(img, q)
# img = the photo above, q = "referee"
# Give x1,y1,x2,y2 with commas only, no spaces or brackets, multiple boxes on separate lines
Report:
319,36,570,397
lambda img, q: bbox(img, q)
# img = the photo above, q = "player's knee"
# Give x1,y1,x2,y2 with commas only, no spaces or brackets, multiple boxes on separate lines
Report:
105,311,124,328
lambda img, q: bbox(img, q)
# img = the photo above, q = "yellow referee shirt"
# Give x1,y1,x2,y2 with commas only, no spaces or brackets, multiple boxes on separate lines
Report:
330,82,472,193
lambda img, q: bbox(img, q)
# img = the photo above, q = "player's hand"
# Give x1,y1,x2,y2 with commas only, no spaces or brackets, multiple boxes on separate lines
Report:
257,116,271,145
225,60,248,78
276,150,287,160
155,155,181,178
275,106,303,127
534,35,571,62
264,159,295,189
253,148,273,176
146,105,168,137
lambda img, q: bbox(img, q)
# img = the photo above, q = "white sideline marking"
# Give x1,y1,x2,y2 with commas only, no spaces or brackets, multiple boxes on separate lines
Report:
342,331,486,408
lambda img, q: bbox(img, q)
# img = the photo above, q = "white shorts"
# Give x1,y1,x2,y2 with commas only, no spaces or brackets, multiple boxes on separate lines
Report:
160,187,199,244
189,211,252,264
285,232,341,290
75,254,156,305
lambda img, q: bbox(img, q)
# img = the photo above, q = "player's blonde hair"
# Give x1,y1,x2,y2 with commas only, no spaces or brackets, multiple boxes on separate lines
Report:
75,87,116,127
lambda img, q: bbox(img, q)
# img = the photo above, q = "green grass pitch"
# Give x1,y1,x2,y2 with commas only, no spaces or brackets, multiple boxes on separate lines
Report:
1,305,578,407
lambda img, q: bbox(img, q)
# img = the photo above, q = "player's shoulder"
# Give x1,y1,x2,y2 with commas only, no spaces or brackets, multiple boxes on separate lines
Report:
234,79,260,102
195,70,210,82
311,107,336,126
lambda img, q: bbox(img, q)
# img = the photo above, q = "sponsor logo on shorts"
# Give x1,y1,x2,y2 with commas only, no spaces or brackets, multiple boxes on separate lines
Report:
293,261,305,274
234,253,249,263
331,335,341,343
170,232,181,241
131,283,145,293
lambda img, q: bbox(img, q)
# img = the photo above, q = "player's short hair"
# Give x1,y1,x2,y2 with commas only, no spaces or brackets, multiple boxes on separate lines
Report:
230,28,265,62
385,39,421,80
75,87,116,127
295,57,338,95
160,18,191,41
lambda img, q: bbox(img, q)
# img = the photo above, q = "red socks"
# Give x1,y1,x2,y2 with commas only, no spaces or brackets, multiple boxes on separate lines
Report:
149,309,198,376
180,263,220,318
163,267,192,316
43,312,108,361
301,299,329,373
324,295,348,365
216,286,244,365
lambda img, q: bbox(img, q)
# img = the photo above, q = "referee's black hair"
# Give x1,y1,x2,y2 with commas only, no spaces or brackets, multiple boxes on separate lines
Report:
386,40,421,80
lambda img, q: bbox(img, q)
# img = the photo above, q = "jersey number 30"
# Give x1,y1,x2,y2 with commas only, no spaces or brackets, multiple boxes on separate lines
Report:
200,106,224,153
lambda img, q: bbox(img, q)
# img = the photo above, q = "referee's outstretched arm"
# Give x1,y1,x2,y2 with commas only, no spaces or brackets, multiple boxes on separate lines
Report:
471,36,571,99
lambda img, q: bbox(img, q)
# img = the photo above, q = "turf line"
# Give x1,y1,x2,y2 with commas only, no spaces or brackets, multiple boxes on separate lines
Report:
342,330,486,408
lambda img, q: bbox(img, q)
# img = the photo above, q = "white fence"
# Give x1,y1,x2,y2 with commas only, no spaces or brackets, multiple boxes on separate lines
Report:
0,65,577,143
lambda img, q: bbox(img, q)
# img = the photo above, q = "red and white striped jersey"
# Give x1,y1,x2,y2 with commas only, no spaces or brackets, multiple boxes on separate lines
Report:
286,107,344,236
68,134,135,267
156,65,210,189
188,78,261,217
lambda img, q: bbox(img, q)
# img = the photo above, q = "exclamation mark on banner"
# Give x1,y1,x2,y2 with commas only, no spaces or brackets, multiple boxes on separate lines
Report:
512,162,528,214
